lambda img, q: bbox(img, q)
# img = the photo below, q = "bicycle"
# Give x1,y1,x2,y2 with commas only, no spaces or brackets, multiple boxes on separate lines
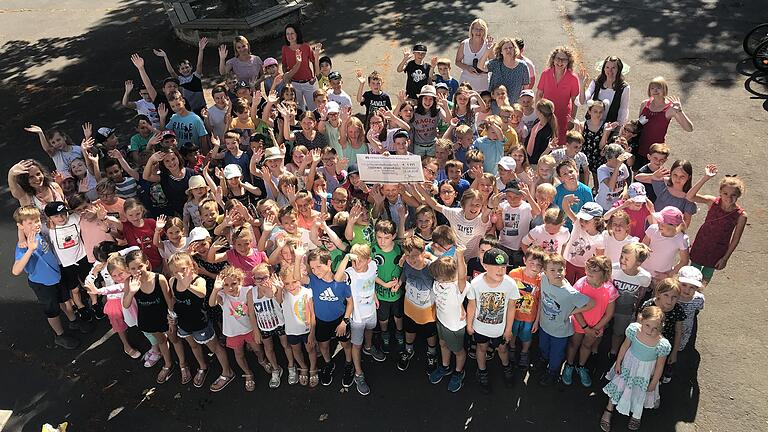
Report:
744,23,768,71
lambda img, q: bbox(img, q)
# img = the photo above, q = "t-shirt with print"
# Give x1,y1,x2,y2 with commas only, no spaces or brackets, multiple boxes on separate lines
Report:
508,268,541,323
219,287,253,337
309,274,351,322
595,164,630,210
361,91,392,121
678,292,704,350
402,260,436,324
165,111,208,147
404,61,431,99
441,206,491,258
523,224,570,254
571,277,619,331
136,99,161,128
411,112,438,146
499,201,533,251
251,290,285,332
564,222,604,268
550,148,589,173
641,224,690,276
611,263,652,316
346,261,378,323
433,280,469,331
282,287,313,336
123,219,162,269
15,234,61,285
373,243,403,302
467,274,520,338
538,274,590,338
49,213,86,267
602,232,639,264
641,298,686,343
487,59,530,104
52,146,83,175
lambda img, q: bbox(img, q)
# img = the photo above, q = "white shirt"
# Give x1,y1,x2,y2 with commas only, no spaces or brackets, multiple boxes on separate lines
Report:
467,274,520,338
585,81,631,125
327,89,353,108
564,222,605,267
595,164,630,210
218,287,253,337
433,280,469,331
346,261,378,323
49,213,86,267
602,232,639,264
441,206,491,258
523,224,570,254
206,104,228,140
282,287,313,336
136,99,161,128
642,224,690,276
498,201,533,250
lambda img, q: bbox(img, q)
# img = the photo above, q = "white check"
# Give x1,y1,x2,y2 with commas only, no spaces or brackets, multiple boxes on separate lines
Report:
356,154,425,184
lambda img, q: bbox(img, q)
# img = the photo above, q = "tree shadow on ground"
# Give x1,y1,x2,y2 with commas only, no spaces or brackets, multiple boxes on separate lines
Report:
568,0,764,91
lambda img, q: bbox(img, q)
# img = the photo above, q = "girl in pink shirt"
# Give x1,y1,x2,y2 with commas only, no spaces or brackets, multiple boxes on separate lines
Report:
562,256,618,387
207,224,267,286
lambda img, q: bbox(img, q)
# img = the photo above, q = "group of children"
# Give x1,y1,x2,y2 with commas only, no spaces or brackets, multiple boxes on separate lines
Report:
9,20,748,432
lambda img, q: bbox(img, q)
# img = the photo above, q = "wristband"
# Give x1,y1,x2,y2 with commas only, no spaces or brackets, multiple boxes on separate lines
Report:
342,317,350,325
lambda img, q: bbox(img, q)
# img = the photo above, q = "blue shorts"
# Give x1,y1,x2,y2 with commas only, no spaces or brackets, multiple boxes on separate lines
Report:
287,333,309,346
512,320,534,343
177,322,216,344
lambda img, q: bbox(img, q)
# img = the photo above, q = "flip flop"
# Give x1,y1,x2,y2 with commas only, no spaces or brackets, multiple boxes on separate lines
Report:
180,366,193,385
193,368,209,388
209,374,235,392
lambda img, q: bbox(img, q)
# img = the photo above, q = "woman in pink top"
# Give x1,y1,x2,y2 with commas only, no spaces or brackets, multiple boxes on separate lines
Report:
281,24,317,111
536,46,587,145
218,35,264,83
562,256,618,387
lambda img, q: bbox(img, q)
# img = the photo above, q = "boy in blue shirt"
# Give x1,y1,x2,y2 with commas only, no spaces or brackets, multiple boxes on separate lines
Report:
12,206,80,349
554,160,595,230
472,117,506,175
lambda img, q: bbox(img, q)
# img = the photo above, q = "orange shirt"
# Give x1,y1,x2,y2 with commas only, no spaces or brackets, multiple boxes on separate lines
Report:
508,267,541,322
96,198,126,222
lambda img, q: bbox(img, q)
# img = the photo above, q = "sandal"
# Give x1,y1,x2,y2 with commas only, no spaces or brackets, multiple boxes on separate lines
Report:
156,364,175,384
209,374,235,392
309,370,319,388
180,366,193,385
258,359,272,375
243,374,256,392
144,350,161,368
124,348,142,359
628,417,641,431
299,368,309,386
193,368,209,388
599,409,612,432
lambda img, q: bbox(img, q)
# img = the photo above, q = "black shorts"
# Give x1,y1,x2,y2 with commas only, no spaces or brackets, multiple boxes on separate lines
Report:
29,280,70,318
473,332,505,348
60,257,91,291
315,317,350,343
404,315,437,338
376,296,404,322
287,333,309,346
259,325,286,340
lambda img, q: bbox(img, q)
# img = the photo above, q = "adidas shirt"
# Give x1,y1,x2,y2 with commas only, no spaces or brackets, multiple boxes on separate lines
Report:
309,274,351,322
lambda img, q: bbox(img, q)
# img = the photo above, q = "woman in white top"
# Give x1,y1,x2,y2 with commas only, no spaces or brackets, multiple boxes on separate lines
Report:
455,19,491,92
584,56,631,125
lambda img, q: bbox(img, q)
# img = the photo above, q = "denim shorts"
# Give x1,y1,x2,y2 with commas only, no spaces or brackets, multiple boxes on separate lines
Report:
512,320,534,343
177,321,216,344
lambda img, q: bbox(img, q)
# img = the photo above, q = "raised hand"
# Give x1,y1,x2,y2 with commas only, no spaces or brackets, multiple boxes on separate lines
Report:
125,80,134,92
704,164,718,177
293,243,307,257
485,35,495,50
211,236,228,251
397,89,407,103
155,214,167,230
199,37,208,50
157,103,168,120
295,49,302,63
262,213,276,232
130,53,145,69
669,96,683,113
128,277,141,293
311,43,323,56
431,56,438,68
11,160,34,176
218,44,228,59
355,68,366,84
153,48,167,58
24,124,44,135
402,48,413,60
82,122,93,139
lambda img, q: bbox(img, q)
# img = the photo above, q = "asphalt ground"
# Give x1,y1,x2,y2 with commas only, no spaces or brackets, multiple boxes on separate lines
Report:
0,1,767,431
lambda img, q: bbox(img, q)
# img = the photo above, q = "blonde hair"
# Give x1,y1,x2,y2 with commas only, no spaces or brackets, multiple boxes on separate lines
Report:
468,19,488,40
543,207,565,225
647,76,669,97
167,252,198,274
622,242,651,264
106,254,129,274
350,243,371,259
493,37,520,60
233,35,251,53
13,205,41,223
402,236,426,253
720,177,745,198
585,255,612,283
544,252,566,267
639,305,665,325
220,265,245,283
536,182,557,200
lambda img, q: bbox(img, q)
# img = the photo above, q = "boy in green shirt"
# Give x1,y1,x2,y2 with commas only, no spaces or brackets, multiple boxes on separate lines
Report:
372,219,404,354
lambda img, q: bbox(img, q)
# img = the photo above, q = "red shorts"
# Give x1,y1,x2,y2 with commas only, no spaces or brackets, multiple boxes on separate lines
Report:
565,261,585,285
104,298,128,333
226,331,255,349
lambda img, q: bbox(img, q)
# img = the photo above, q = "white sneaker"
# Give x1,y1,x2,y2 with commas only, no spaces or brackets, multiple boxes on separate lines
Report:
269,366,283,389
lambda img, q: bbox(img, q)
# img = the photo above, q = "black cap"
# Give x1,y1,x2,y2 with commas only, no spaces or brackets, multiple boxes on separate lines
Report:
328,71,342,81
393,129,409,140
412,44,427,53
482,248,509,266
162,77,180,86
502,179,522,194
347,164,359,175
44,201,69,217
236,80,249,90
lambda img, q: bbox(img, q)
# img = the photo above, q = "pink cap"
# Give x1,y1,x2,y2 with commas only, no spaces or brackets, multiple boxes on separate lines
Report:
263,57,278,67
654,206,683,226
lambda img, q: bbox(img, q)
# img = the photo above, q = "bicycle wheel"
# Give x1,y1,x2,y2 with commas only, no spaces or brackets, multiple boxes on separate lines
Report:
744,23,768,56
753,39,768,71
745,73,768,97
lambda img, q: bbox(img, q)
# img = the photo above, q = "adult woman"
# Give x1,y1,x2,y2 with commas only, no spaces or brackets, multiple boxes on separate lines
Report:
8,159,66,225
536,46,587,144
635,76,693,168
143,149,194,217
454,19,491,92
478,38,530,104
218,36,263,83
585,56,631,125
281,24,317,111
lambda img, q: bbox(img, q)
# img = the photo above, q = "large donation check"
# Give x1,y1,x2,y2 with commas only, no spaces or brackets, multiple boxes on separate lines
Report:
356,154,426,184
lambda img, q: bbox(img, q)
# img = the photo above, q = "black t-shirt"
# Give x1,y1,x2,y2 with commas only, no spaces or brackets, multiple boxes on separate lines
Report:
160,168,194,217
361,91,393,120
466,257,485,280
404,61,431,99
